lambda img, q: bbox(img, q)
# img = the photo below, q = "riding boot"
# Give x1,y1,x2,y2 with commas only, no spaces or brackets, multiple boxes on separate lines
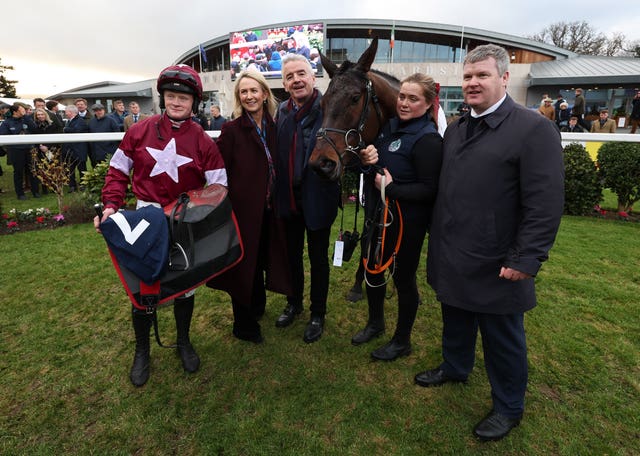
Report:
174,295,200,373
351,286,385,345
130,310,152,387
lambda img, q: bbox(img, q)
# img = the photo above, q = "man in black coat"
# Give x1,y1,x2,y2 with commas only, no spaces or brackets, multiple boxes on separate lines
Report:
414,44,564,442
62,104,89,192
274,54,340,343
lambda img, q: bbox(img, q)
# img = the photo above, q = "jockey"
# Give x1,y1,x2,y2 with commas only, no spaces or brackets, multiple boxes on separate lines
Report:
94,64,227,387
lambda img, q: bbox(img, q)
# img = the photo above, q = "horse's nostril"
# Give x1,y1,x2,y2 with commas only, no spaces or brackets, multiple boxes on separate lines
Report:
322,159,336,171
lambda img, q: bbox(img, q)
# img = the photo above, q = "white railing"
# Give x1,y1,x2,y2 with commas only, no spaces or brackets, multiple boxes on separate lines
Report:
0,131,637,147
0,130,221,146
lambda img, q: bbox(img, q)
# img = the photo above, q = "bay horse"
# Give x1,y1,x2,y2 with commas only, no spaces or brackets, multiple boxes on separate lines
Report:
309,37,400,181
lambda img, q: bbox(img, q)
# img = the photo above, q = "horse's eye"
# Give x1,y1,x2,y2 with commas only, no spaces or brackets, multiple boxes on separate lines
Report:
351,94,360,104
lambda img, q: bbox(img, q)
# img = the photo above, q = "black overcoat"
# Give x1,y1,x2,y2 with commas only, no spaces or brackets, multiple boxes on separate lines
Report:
207,112,292,303
427,95,564,314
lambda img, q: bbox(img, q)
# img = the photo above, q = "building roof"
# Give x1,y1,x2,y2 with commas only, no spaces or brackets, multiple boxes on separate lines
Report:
174,18,577,65
48,79,154,99
529,56,640,86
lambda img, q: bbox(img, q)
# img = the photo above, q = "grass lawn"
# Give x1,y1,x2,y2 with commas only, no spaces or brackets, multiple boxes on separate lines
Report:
0,159,639,454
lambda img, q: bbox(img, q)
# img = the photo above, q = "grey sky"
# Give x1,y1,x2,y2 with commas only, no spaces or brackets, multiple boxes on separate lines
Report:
3,0,638,97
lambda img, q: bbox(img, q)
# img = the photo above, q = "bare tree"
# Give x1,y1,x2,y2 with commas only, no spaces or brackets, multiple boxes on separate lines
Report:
622,39,640,58
528,21,625,56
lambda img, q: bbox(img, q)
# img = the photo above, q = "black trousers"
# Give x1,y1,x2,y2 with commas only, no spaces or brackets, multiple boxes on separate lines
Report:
284,213,330,317
364,211,427,341
439,303,527,418
9,149,39,197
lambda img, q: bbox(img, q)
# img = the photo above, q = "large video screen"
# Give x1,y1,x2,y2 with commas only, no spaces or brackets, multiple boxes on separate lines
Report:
229,23,324,80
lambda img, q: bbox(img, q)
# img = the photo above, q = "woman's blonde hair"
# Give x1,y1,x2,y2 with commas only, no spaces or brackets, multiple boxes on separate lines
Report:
232,70,278,119
33,107,52,125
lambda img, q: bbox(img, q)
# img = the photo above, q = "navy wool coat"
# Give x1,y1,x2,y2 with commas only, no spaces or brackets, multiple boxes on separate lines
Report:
427,95,564,314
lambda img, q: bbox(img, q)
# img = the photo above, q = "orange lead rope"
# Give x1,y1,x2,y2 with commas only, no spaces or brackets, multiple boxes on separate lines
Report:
363,171,404,283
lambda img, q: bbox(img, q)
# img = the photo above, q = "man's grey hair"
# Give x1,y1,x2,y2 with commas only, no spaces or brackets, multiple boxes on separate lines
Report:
281,53,313,77
65,105,79,115
464,44,509,76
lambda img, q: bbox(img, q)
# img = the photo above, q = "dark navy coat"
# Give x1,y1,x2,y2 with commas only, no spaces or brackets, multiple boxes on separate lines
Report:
89,115,120,162
275,91,340,231
427,95,564,314
62,115,90,161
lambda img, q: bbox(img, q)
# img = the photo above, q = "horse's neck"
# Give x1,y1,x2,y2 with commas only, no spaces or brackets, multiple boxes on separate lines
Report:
369,73,399,124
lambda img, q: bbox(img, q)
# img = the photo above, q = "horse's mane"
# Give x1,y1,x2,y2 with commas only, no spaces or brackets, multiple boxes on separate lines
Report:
335,60,400,86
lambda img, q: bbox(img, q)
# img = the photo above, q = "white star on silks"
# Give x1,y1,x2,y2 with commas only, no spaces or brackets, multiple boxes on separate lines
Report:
146,138,193,183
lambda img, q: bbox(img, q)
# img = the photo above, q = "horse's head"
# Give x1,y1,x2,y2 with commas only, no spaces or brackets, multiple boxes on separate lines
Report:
310,37,384,181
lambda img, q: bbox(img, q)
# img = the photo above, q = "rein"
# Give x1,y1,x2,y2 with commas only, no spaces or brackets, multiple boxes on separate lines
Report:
315,78,384,166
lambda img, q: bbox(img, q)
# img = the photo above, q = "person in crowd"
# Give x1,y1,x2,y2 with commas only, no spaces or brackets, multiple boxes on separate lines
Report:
630,91,640,134
556,101,571,128
0,103,39,199
274,54,340,343
0,102,10,122
88,103,120,165
415,44,564,442
45,100,65,132
62,104,89,192
561,115,585,133
32,97,46,112
571,88,590,131
191,109,208,128
109,99,127,131
74,98,92,124
268,51,283,71
207,71,291,343
123,101,148,131
354,73,443,361
590,108,616,133
31,107,60,194
208,104,227,131
94,64,227,387
553,93,566,119
538,97,555,122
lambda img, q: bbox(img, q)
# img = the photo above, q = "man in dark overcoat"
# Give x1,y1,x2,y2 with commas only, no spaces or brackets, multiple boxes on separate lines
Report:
274,54,340,343
414,44,564,442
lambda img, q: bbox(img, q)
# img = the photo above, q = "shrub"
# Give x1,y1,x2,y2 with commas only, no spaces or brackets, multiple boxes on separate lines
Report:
563,143,602,215
81,157,134,207
597,142,640,212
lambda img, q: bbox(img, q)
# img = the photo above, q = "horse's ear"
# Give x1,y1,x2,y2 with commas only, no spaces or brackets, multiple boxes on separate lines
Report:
320,52,338,78
355,37,378,73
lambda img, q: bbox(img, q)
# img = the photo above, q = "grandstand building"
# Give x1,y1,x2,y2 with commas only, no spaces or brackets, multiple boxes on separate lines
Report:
51,18,640,122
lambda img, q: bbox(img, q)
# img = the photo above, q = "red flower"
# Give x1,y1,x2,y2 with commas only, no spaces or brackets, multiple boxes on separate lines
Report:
618,211,629,218
1,213,8,220
36,216,46,223
7,221,18,229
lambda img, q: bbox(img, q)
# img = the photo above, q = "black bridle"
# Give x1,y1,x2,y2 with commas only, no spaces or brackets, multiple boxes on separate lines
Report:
316,78,384,167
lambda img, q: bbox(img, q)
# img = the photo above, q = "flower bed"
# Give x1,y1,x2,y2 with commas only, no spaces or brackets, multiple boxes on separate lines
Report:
2,207,67,235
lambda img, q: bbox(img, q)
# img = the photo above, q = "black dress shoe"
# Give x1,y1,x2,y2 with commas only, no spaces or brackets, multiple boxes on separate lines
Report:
351,324,384,346
414,368,466,387
303,316,324,343
473,410,521,441
275,304,302,328
370,339,411,361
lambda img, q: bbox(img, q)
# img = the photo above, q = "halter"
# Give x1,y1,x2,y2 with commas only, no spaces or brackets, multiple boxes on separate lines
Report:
315,78,384,167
